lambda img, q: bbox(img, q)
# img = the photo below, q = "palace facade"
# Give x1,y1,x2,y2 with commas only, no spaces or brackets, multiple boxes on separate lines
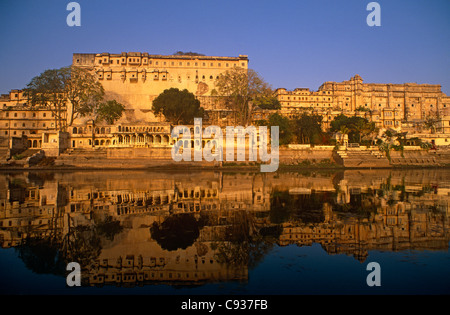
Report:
0,90,66,149
72,52,249,123
276,74,450,132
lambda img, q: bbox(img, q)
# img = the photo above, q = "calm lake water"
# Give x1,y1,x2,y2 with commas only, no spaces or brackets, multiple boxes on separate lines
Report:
0,169,449,295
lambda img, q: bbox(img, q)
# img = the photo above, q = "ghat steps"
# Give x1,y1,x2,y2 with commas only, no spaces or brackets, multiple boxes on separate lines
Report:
336,149,391,168
336,148,450,168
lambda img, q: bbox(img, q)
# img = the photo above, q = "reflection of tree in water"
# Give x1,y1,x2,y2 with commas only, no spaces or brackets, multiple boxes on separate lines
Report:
270,187,382,222
15,237,66,276
27,172,55,187
212,211,275,269
62,226,101,269
270,190,330,224
333,193,378,218
150,213,201,251
8,178,28,205
61,215,123,269
94,214,124,241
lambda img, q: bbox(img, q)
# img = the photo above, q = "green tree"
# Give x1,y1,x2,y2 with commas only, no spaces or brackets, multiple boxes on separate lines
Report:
293,113,323,144
339,125,350,136
65,66,105,126
259,113,293,145
351,118,375,144
214,67,272,125
152,88,204,125
252,96,281,110
24,68,71,131
330,114,372,144
24,66,105,129
377,128,401,161
96,100,125,124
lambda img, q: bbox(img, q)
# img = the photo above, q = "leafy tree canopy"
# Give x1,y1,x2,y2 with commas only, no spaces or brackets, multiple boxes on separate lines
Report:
173,51,205,56
95,100,125,125
24,68,71,130
330,114,375,143
65,66,105,125
214,67,272,125
152,88,204,125
258,113,293,145
292,113,323,144
253,96,281,110
24,66,105,129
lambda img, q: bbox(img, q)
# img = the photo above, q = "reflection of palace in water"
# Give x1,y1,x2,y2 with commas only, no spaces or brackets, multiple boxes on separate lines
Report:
280,170,450,261
0,169,449,286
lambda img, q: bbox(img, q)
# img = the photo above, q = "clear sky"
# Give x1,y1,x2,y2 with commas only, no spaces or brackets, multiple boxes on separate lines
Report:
0,0,449,95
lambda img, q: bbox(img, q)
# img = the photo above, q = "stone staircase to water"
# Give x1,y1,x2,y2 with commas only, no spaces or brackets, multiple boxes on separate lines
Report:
389,150,448,167
336,149,391,168
336,148,450,168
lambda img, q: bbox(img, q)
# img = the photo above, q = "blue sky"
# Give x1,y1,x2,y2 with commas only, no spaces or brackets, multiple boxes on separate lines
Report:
0,0,449,95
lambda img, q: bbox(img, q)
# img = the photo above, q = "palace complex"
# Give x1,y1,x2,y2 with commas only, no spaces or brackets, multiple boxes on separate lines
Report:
0,51,449,157
275,74,450,133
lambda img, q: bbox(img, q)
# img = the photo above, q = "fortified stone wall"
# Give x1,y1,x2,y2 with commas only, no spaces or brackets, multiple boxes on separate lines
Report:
72,52,249,123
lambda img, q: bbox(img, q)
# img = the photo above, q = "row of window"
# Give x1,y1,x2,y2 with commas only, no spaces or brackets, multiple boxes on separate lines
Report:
282,101,447,110
280,97,445,109
2,112,53,118
4,129,48,136
90,269,220,284
282,96,333,101
3,122,54,128
0,219,48,227
99,71,221,82
384,121,400,126
98,58,246,68
286,90,333,95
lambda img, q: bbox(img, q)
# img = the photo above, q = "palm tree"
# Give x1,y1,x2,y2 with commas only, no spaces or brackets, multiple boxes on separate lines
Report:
351,119,368,144
339,125,350,146
339,125,350,135
368,124,379,146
